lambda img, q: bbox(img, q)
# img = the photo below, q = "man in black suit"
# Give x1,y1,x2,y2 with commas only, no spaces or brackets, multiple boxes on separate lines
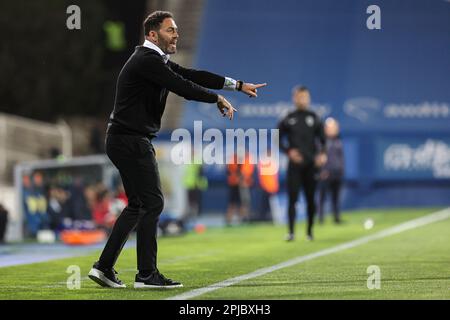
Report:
88,11,266,289
278,86,326,242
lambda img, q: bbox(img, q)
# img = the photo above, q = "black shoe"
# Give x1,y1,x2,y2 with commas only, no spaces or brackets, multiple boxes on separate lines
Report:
134,270,183,289
88,262,126,288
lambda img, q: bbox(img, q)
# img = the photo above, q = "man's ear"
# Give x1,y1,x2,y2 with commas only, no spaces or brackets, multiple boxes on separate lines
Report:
148,30,158,42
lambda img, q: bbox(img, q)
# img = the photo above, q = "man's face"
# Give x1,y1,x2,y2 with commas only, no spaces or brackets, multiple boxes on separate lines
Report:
292,90,311,110
325,119,339,138
152,18,178,54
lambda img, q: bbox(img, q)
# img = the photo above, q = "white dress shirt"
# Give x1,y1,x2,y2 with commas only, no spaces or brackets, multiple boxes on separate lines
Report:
143,39,170,63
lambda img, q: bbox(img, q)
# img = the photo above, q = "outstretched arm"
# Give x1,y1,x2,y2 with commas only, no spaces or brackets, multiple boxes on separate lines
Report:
168,61,267,97
139,54,236,119
168,61,225,89
140,55,218,103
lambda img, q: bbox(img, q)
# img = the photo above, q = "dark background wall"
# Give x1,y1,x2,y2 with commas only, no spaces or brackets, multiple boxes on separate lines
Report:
0,0,146,121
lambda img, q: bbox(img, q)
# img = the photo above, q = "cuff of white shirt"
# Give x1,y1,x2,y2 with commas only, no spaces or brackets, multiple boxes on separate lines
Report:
223,77,237,91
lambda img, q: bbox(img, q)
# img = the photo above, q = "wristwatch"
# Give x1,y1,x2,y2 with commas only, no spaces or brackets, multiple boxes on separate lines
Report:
236,80,243,91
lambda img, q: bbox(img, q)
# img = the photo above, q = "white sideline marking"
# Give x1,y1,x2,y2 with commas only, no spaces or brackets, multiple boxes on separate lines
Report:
167,208,450,300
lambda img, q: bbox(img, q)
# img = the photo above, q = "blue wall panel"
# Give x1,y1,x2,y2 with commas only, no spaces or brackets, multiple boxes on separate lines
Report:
170,0,450,211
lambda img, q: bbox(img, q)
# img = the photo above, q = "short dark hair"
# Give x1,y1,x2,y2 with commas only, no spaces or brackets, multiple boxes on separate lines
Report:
292,85,309,93
143,11,173,35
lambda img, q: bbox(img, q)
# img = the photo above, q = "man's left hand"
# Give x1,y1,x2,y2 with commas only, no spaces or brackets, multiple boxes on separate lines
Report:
217,95,237,120
315,152,328,167
241,83,267,98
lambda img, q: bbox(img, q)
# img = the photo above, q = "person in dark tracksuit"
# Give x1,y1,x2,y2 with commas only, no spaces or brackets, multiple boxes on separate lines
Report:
88,11,266,289
318,118,345,224
278,86,326,241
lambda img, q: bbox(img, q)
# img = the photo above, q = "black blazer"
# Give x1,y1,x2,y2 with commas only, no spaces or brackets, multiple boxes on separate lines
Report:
108,46,225,137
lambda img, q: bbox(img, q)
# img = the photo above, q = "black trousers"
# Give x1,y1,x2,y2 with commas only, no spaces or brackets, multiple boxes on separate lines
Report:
318,178,342,223
287,162,317,236
184,188,201,221
98,134,163,272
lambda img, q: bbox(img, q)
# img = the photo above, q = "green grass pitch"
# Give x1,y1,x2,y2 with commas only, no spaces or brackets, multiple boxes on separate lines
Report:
0,208,449,300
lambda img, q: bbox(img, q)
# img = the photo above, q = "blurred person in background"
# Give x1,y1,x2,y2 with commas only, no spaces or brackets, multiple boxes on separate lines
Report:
47,186,69,232
84,183,99,212
92,186,115,231
318,118,345,224
278,86,326,241
72,177,92,222
109,184,128,227
89,10,266,289
182,161,208,226
22,172,50,238
226,152,255,225
85,182,126,232
226,154,241,226
115,183,128,205
239,153,255,223
21,174,34,235
256,150,279,222
63,177,93,229
0,203,8,244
